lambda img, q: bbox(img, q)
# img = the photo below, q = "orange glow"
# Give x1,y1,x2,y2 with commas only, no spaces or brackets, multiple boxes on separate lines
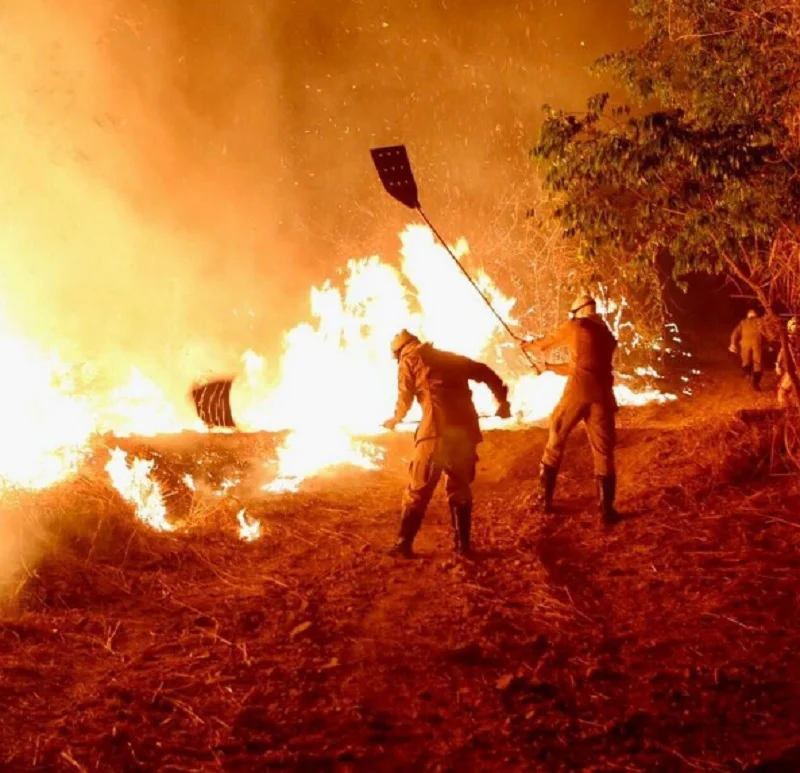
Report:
0,311,95,492
0,224,675,532
104,448,173,532
232,225,674,492
237,509,261,541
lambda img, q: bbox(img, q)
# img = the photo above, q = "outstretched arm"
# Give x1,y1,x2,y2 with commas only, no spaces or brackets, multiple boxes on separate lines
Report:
544,362,571,376
464,359,510,415
522,321,571,358
385,358,416,429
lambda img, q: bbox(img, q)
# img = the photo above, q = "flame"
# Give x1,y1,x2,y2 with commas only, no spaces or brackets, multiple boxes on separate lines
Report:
263,429,384,494
234,226,529,491
0,223,679,529
0,314,204,497
0,312,95,492
237,508,261,541
236,225,673,491
104,448,173,531
95,368,199,438
216,477,240,497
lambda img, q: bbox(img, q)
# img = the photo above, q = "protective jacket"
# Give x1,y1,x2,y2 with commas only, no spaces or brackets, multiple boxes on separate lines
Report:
731,317,763,350
390,342,508,444
730,317,764,372
525,314,618,476
530,315,617,405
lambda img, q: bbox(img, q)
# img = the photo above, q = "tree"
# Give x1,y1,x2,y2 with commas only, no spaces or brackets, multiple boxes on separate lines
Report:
534,0,800,401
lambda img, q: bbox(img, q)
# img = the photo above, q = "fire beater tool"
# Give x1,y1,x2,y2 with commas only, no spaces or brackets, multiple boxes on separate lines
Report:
190,378,237,429
369,144,542,374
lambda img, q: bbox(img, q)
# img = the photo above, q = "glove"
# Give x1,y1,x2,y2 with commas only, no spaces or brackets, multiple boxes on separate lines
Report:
728,345,737,354
382,419,398,431
495,400,512,420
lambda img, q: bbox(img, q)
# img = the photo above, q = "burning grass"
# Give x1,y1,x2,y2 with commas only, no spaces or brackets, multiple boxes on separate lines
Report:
2,384,800,770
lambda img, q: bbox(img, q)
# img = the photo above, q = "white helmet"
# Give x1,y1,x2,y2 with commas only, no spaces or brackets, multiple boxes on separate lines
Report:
569,293,596,319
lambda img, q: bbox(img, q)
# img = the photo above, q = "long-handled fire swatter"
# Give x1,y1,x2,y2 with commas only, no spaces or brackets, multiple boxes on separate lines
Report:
190,377,238,430
369,144,541,374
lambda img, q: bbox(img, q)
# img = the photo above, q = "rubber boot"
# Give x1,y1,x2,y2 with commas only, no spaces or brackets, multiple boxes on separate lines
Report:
387,537,413,558
538,463,558,514
388,506,423,557
596,475,620,525
752,370,762,392
450,503,472,556
742,364,752,380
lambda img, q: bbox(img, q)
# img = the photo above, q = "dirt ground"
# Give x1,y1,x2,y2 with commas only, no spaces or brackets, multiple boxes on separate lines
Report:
2,353,800,772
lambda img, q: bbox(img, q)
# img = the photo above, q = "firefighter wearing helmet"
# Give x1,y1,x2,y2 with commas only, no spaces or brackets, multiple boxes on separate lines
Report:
383,329,511,557
522,293,620,524
729,308,765,391
776,316,799,408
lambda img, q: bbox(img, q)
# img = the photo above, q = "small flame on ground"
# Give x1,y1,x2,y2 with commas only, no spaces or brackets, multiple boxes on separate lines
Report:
262,429,384,493
237,508,261,541
105,448,174,532
614,384,677,407
216,477,240,497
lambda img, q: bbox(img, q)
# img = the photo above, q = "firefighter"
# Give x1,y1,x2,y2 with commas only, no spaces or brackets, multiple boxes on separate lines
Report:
522,293,619,524
382,329,511,557
729,309,765,390
776,316,799,408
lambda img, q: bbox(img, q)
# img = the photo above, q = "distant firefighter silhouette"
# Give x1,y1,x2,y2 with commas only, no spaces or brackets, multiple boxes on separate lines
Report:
729,309,765,391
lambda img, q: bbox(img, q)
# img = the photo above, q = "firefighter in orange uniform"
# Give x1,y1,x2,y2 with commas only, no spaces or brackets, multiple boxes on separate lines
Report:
383,330,511,557
522,294,620,524
729,309,765,390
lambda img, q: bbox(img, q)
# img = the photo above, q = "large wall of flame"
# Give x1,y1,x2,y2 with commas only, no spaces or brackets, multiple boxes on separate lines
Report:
0,0,633,417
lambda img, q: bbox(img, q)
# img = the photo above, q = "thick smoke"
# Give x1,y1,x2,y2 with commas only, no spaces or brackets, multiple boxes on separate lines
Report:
0,0,632,420
0,0,300,422
0,0,634,457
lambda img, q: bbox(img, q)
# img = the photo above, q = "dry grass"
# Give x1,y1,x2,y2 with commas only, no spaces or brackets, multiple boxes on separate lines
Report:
2,365,800,771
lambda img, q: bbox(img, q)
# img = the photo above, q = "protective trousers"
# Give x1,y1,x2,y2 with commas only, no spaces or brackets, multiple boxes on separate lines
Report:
542,386,616,476
398,432,477,543
740,343,762,374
